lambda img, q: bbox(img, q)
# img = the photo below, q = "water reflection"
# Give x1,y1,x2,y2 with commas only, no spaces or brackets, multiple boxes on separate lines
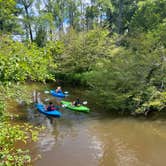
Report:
112,137,139,166
37,118,57,152
89,136,104,160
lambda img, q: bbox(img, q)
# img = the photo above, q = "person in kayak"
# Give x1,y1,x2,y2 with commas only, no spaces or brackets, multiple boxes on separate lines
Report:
55,86,62,93
72,98,81,106
46,102,56,111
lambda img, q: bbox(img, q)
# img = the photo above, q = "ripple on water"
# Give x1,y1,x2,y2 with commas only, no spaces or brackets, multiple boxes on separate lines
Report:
112,137,145,166
89,135,104,159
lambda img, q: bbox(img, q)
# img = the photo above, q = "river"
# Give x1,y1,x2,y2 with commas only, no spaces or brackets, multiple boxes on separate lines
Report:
10,83,166,166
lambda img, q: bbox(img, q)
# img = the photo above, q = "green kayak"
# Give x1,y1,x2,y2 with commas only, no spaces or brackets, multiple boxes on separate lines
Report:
61,100,90,113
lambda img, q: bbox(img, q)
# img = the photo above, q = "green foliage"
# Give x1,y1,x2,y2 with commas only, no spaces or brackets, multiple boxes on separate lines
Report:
0,83,43,165
106,0,139,34
85,28,166,114
0,0,20,33
0,122,40,165
45,40,64,60
34,26,47,47
0,34,61,164
0,33,59,164
0,35,57,83
67,0,81,30
0,83,41,165
130,0,166,32
0,0,166,119
0,100,5,119
85,5,100,29
58,28,113,75
17,0,35,41
135,89,166,114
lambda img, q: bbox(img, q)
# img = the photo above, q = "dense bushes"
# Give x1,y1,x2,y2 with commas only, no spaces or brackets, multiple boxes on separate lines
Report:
53,28,114,85
0,35,57,83
55,27,166,115
0,122,40,165
0,35,60,165
50,0,166,115
0,1,166,164
86,29,166,114
0,83,42,165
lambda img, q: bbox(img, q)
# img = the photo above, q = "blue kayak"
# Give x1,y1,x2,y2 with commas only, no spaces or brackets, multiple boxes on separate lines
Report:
35,103,62,117
50,90,66,98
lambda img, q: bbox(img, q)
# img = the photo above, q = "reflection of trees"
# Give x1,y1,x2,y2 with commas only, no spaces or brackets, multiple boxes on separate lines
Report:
27,105,81,151
27,87,92,153
26,106,59,151
37,117,58,152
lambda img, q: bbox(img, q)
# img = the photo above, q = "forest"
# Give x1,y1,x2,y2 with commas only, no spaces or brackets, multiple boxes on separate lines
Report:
0,0,166,165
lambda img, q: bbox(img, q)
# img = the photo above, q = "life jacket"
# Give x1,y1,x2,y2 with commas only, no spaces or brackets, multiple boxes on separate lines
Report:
47,105,55,111
56,89,62,93
74,99,80,106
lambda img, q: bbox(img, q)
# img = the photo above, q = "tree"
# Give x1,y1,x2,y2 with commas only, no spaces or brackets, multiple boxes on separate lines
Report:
105,0,139,34
67,0,80,30
0,0,19,33
130,0,166,33
17,0,35,42
85,5,99,30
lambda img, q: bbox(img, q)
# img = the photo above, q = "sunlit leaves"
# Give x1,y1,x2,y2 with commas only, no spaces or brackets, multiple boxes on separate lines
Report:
0,35,57,83
84,27,166,113
0,0,19,33
59,28,112,74
0,122,41,165
130,0,166,32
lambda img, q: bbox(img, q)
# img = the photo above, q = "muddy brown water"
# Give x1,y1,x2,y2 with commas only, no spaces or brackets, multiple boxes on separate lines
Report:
9,83,166,166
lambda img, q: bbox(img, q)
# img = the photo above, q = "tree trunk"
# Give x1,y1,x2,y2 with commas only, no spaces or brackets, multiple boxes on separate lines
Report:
118,0,123,34
24,4,33,42
106,8,113,34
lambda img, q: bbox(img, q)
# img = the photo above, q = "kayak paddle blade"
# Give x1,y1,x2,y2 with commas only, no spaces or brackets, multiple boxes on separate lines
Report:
44,98,50,101
82,101,88,105
62,104,67,108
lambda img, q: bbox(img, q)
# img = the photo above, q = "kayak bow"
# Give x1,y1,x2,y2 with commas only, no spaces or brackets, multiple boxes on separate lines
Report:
35,103,62,117
61,100,90,113
50,90,66,98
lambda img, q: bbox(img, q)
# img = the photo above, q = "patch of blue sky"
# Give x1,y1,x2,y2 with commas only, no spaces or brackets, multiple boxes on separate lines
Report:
16,3,23,9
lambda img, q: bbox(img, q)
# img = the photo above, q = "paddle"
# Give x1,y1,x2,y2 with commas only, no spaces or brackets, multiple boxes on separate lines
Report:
44,98,50,101
62,104,67,108
44,90,69,96
82,101,88,105
64,91,69,96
